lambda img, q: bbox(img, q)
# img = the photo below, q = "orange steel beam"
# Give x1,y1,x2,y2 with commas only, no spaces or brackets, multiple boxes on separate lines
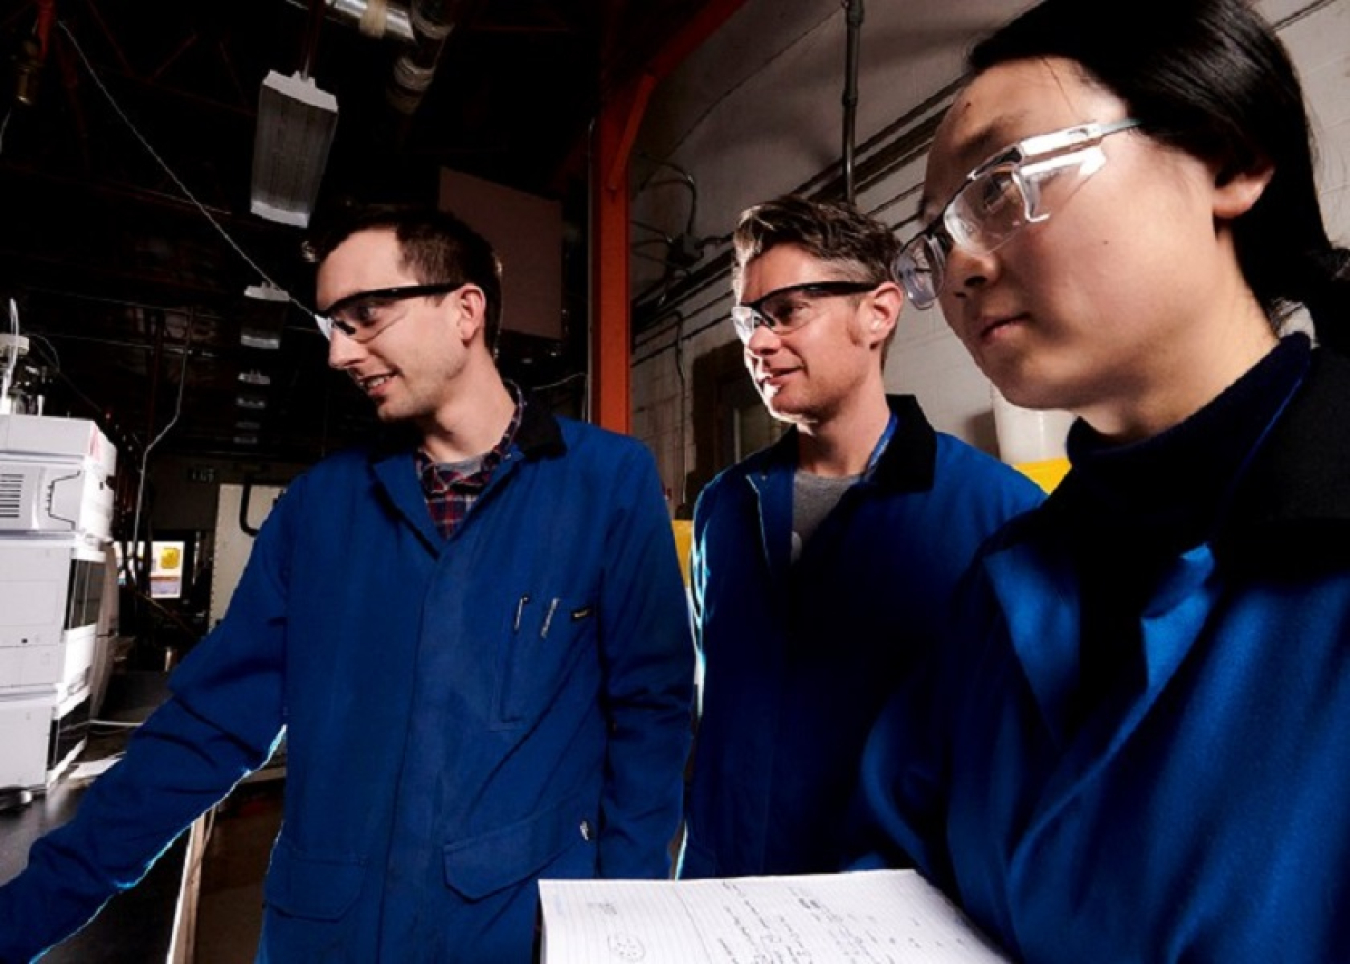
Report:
590,0,750,433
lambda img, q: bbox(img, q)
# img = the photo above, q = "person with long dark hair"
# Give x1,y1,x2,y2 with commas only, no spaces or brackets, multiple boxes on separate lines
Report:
855,0,1350,960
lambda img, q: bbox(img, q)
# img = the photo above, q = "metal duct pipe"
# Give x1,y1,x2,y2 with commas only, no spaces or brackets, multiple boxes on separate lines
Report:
387,0,467,115
327,0,415,43
283,0,416,44
13,0,55,107
841,0,864,204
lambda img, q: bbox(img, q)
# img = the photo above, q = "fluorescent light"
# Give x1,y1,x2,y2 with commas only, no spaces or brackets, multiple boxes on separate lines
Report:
240,329,282,350
244,284,287,302
250,71,339,228
241,284,288,349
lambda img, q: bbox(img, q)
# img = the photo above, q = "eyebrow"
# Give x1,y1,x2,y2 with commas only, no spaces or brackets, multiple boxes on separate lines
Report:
917,113,1031,220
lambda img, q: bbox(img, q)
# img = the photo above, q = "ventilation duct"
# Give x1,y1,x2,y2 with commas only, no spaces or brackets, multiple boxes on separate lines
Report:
387,0,468,115
325,0,415,43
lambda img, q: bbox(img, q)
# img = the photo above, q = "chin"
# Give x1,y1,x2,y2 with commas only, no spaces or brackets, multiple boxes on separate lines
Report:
371,401,407,422
981,361,1055,412
765,399,815,428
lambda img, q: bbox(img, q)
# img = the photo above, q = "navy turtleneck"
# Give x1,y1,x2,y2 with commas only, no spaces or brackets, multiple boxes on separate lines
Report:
1052,332,1312,728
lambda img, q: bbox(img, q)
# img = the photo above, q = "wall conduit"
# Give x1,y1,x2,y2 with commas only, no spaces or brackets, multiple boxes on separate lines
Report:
841,0,864,204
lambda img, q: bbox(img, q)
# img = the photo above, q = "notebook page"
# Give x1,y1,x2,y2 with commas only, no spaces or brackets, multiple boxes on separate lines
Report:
539,868,1012,963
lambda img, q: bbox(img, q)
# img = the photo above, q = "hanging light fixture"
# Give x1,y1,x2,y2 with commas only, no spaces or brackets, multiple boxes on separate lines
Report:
249,1,339,227
249,71,339,227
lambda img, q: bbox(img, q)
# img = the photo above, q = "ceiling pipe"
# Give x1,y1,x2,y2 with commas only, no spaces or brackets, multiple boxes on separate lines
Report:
841,0,864,204
283,0,415,44
387,0,468,116
13,0,55,107
328,0,414,42
300,0,326,77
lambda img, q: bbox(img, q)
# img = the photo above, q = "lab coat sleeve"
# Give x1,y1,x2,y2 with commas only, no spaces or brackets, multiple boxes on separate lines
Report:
0,480,299,963
594,443,696,879
844,557,996,887
845,648,952,879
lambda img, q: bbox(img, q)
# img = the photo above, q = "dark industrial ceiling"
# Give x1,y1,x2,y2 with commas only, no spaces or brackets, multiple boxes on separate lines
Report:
0,0,711,467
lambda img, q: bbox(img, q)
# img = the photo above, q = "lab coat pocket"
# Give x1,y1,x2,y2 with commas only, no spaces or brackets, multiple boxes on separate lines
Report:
495,593,598,728
442,789,599,901
264,840,367,921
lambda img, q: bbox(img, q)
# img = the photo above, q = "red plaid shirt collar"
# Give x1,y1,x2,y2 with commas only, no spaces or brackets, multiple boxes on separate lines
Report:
415,386,524,537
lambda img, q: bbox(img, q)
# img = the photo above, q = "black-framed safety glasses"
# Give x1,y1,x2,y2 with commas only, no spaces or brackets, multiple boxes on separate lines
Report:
731,279,880,344
315,282,468,342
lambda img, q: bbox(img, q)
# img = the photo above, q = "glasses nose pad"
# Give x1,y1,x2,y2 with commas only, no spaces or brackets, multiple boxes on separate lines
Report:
897,237,948,308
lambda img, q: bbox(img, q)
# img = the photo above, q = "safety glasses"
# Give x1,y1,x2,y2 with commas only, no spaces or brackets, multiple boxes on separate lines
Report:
894,117,1140,309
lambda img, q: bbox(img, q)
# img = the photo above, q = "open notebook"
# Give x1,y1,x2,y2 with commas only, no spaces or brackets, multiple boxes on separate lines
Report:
539,868,1012,963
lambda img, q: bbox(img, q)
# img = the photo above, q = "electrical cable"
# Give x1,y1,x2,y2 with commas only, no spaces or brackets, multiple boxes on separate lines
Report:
529,370,587,394
56,21,322,325
24,332,59,373
129,314,194,591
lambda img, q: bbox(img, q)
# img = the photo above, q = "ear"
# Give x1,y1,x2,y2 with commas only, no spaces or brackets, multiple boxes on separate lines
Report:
453,285,488,344
1213,162,1274,220
863,282,903,348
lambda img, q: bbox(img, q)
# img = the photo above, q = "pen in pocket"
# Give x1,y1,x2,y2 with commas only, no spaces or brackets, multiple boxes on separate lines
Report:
540,597,560,638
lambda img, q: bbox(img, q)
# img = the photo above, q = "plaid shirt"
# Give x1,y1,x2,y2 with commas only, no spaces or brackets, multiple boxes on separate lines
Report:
416,388,524,539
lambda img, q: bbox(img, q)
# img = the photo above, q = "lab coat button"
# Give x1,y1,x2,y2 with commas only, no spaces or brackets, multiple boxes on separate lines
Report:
579,820,593,841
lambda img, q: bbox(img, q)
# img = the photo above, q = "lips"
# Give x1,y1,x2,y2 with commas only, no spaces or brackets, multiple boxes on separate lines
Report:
758,367,798,388
355,371,396,396
973,312,1026,343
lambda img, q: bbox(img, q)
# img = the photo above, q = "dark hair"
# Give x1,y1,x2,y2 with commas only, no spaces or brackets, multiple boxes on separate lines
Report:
308,204,505,352
733,195,901,359
970,0,1350,350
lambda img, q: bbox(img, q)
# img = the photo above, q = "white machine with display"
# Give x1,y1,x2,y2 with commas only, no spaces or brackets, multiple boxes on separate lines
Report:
0,413,117,789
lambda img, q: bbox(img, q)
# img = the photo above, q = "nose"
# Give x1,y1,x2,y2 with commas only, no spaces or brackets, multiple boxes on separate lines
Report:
943,243,1000,300
326,329,364,370
744,322,781,355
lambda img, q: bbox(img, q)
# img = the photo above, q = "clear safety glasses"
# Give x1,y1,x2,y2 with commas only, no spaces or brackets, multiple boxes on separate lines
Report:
314,282,467,342
894,117,1140,309
730,280,879,344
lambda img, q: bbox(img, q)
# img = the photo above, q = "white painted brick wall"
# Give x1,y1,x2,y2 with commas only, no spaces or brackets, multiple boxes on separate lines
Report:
631,0,1350,500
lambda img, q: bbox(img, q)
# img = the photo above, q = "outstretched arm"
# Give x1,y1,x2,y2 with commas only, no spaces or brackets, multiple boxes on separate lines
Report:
0,482,301,962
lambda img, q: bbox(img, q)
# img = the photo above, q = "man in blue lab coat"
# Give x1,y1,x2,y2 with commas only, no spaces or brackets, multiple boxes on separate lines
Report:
681,195,1041,879
0,205,695,963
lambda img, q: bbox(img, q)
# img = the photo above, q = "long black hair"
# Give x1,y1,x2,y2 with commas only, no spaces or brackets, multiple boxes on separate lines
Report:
971,0,1350,351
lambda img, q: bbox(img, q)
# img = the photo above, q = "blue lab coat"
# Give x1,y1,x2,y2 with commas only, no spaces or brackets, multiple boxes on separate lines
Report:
683,395,1043,878
856,348,1350,962
0,405,695,963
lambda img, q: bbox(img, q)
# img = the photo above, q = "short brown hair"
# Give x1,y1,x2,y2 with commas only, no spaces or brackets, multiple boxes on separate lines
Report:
731,194,899,298
309,204,505,352
732,194,901,359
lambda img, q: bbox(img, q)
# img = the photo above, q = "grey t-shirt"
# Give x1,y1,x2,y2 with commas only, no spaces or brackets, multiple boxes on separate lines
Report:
791,471,859,562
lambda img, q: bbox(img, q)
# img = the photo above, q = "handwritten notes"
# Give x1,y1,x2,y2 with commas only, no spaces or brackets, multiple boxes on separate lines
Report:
538,869,1012,963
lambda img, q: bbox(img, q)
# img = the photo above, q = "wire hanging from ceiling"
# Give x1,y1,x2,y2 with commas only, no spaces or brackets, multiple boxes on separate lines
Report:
55,21,325,328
